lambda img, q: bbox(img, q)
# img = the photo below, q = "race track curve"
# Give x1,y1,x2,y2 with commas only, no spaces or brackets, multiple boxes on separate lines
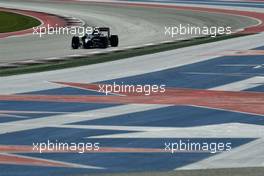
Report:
0,0,260,63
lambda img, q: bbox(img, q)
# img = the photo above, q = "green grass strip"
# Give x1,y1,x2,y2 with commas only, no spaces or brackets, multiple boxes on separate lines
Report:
0,11,41,33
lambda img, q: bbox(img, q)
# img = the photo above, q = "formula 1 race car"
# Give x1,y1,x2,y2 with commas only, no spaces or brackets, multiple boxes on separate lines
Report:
71,27,119,49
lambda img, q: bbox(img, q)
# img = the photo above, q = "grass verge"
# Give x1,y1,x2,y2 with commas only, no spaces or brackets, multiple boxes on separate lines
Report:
0,11,41,33
0,34,248,76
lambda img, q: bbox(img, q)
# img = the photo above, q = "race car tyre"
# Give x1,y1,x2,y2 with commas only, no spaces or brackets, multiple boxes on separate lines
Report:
71,36,80,49
100,37,109,48
110,35,119,47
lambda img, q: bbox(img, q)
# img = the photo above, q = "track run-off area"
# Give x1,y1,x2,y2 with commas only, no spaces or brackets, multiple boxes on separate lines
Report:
0,0,264,175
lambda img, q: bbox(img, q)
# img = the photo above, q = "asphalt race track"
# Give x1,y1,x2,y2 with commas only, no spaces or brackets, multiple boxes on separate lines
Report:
0,0,259,63
0,0,264,176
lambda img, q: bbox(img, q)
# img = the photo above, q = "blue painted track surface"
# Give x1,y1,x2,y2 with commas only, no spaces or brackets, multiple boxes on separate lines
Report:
0,44,264,175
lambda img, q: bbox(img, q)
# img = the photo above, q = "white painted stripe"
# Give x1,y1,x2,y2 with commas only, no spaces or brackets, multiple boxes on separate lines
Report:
0,104,167,135
85,123,264,139
210,76,264,91
0,114,29,119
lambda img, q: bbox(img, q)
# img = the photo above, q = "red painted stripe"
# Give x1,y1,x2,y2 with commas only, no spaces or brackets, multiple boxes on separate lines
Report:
0,87,264,115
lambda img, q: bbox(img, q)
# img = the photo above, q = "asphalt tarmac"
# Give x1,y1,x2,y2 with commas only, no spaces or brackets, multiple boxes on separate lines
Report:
0,0,258,63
